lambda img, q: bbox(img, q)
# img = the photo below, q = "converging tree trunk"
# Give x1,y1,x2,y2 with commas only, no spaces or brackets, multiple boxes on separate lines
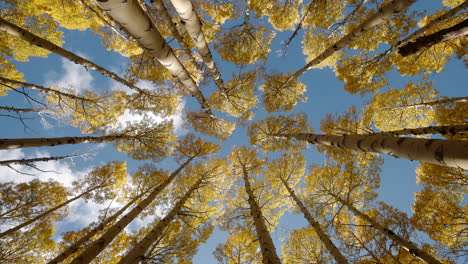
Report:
242,166,282,264
291,0,416,79
0,135,126,149
0,154,82,166
117,177,204,264
285,133,468,170
369,124,468,137
0,17,147,95
47,190,148,264
332,195,443,264
399,17,468,56
169,0,228,97
69,157,193,264
149,0,202,73
281,179,349,264
0,184,102,239
0,76,94,103
96,0,214,117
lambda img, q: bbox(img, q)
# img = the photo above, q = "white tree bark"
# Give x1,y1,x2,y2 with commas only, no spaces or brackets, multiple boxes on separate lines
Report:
287,133,468,170
69,157,193,264
95,0,214,117
169,0,227,96
369,124,468,137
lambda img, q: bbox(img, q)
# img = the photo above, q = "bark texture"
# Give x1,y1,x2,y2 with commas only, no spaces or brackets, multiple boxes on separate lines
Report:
150,0,202,72
242,167,282,264
96,0,214,117
47,191,146,264
370,124,468,137
0,106,48,113
117,177,203,264
399,17,468,56
282,180,348,264
334,195,443,264
169,0,227,96
291,0,416,79
0,135,123,149
69,157,193,264
0,17,146,94
0,185,101,239
287,133,468,170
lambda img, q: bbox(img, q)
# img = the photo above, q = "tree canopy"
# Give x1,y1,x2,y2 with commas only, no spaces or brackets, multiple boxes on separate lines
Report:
0,0,467,263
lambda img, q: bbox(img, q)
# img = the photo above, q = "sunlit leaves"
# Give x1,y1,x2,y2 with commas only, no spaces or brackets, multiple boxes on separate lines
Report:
215,23,275,65
282,227,333,264
213,226,261,264
187,111,235,141
248,113,312,152
303,29,344,69
260,72,307,113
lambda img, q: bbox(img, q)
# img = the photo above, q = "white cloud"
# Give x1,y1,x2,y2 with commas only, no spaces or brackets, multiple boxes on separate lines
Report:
45,55,94,94
0,149,89,186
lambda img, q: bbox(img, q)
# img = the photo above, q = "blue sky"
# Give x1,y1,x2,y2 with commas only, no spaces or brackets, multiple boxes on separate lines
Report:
0,0,466,262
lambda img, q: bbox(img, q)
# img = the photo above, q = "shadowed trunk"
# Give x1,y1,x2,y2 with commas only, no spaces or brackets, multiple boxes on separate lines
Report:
0,135,125,149
69,157,194,264
117,177,204,264
242,166,282,264
281,179,348,264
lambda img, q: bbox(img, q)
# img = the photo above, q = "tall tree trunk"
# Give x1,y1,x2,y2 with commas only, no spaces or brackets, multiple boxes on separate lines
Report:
399,17,468,56
117,177,204,264
69,157,193,264
333,195,442,264
285,133,468,170
281,179,348,264
290,0,416,80
369,124,468,137
0,17,147,95
391,96,468,109
149,0,202,73
0,135,125,149
95,0,214,118
0,106,49,114
0,154,82,166
0,185,102,239
242,167,282,264
0,76,95,103
168,0,227,97
47,190,148,264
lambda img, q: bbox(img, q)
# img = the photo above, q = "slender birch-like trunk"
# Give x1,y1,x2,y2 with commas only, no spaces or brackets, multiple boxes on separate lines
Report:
369,124,468,137
47,190,147,264
242,167,282,264
290,0,416,80
117,177,204,264
0,106,49,114
0,154,82,166
0,185,101,239
96,0,214,117
285,133,468,170
392,96,468,109
69,157,193,264
149,0,202,72
399,17,468,56
0,76,95,103
333,195,442,264
0,17,146,95
0,135,125,149
281,179,348,264
169,0,227,96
